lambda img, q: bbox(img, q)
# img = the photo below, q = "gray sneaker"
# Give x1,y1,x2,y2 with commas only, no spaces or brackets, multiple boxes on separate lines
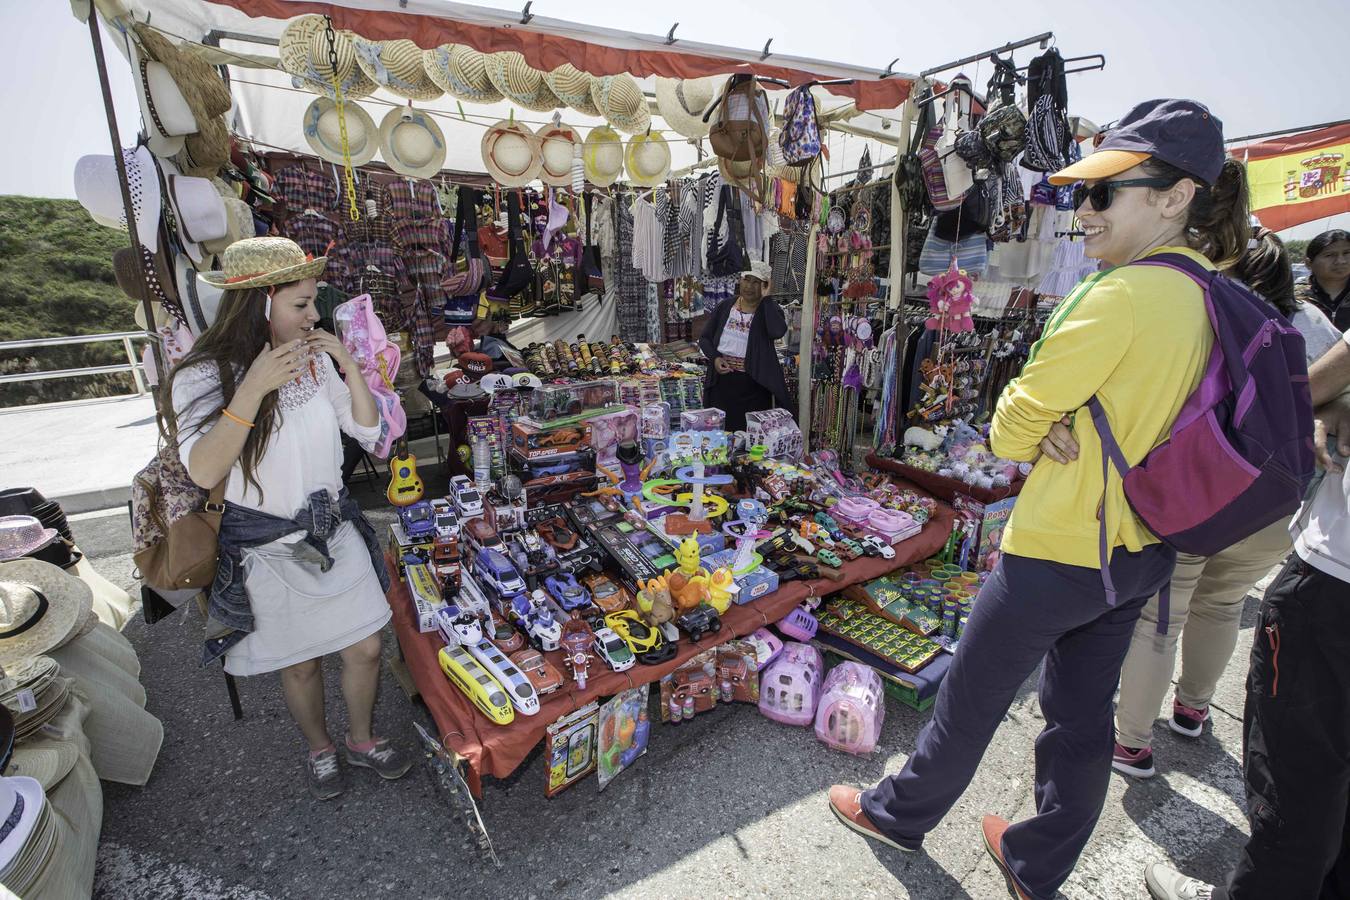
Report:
342,738,413,781
1145,862,1215,900
306,747,345,801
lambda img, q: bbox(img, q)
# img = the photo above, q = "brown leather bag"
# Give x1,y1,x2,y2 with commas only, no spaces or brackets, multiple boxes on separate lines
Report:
131,442,226,592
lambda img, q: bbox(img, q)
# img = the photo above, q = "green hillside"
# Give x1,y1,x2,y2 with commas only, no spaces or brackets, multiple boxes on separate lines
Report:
0,195,138,406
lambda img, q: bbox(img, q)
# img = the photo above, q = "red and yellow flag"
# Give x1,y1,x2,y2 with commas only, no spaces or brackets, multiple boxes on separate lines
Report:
1234,122,1350,231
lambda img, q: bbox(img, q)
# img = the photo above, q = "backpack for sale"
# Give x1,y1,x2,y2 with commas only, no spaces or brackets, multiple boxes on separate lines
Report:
1089,253,1315,626
707,75,771,183
779,86,822,165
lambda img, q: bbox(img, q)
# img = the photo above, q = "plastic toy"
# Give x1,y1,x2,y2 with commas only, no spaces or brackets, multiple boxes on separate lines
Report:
675,603,722,642
758,641,823,727
386,441,425,506
817,548,843,568
509,593,562,651
640,461,734,534
544,572,592,612
506,529,556,578
705,567,739,614
435,605,482,647
635,574,679,641
835,538,864,561
437,645,513,725
814,661,885,754
777,606,819,641
859,535,896,559
584,573,633,615
746,627,784,668
450,474,484,517
814,512,844,541
510,648,564,695
666,537,711,613
604,610,676,664
592,626,636,671
476,548,528,598
486,611,525,653
560,616,594,690
465,639,540,717
399,500,436,540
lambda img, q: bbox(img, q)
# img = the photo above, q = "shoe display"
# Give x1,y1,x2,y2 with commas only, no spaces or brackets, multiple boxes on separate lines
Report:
306,747,345,801
1112,742,1157,778
343,737,414,780
1144,861,1215,899
1170,700,1210,738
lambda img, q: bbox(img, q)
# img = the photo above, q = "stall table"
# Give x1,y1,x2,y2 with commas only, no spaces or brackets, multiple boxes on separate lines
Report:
385,500,955,795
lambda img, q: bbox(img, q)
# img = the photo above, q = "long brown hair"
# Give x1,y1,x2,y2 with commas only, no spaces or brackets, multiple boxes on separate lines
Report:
160,286,282,498
1233,227,1296,317
1142,156,1250,269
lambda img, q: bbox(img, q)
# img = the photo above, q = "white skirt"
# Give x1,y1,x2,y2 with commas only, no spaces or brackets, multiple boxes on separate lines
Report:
224,522,391,676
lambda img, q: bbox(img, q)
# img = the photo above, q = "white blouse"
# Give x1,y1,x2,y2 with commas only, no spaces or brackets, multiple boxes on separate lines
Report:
172,352,382,522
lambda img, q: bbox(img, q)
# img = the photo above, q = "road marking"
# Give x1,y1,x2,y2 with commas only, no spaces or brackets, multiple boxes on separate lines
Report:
96,841,275,900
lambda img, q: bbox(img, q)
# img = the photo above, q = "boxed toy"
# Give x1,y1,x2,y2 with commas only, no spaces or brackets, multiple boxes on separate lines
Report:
953,495,1017,572
680,407,726,431
404,562,446,633
597,685,650,790
745,408,803,461
388,520,434,552
511,420,591,458
545,701,600,797
666,430,730,467
586,407,639,468
659,640,760,723
524,379,620,424
704,548,779,603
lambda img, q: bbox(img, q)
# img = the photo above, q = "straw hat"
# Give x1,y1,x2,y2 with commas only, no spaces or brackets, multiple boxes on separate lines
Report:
536,122,582,187
174,114,231,177
421,44,503,104
591,73,650,135
4,742,78,792
199,236,327,290
655,76,723,140
481,120,542,188
73,146,161,253
278,16,376,100
625,131,671,187
720,155,762,194
0,519,58,564
485,51,559,113
302,96,378,166
133,22,232,121
0,561,93,670
545,64,600,117
353,37,443,102
0,776,45,874
378,106,446,178
583,126,624,187
129,40,195,158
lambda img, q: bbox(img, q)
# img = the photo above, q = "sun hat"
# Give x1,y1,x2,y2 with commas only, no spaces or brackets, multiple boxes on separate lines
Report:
112,245,177,312
481,119,542,188
159,158,229,266
421,44,503,104
175,251,223,335
200,179,256,259
133,23,232,116
545,64,601,117
536,122,582,187
278,16,376,100
74,146,161,253
199,236,326,289
719,155,761,194
353,37,443,102
129,40,195,158
591,73,651,135
625,131,671,187
0,776,45,873
0,561,93,670
740,259,772,284
378,106,446,179
1048,99,1226,186
583,126,625,187
655,76,722,140
173,113,232,177
4,742,77,793
301,96,378,167
0,520,58,565
485,51,560,113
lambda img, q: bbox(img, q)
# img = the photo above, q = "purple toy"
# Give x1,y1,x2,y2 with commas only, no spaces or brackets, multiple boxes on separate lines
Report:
814,662,885,755
776,606,818,641
758,641,823,727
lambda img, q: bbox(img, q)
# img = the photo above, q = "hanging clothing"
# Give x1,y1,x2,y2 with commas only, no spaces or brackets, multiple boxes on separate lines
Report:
631,195,666,283
615,195,649,342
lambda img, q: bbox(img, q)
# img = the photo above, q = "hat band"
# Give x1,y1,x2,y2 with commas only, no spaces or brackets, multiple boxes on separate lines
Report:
0,588,48,640
0,793,25,845
138,58,171,139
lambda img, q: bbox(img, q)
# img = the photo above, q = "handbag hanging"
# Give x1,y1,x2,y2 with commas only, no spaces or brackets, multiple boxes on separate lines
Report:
576,191,605,293
488,190,536,301
441,188,487,298
919,84,974,211
706,185,749,277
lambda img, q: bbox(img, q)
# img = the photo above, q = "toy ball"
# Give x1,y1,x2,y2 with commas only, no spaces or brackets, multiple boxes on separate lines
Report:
457,444,472,466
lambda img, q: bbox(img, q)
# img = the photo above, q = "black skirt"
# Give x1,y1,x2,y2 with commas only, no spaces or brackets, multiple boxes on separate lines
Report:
705,370,774,432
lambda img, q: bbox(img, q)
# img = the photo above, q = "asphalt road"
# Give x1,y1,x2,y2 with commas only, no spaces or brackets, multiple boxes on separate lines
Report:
75,495,1261,900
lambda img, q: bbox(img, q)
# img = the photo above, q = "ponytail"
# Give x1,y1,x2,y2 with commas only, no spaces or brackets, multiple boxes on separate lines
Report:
1232,227,1296,317
1144,156,1250,269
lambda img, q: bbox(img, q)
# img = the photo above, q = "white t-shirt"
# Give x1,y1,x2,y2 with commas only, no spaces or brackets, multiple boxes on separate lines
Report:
717,307,755,361
1291,327,1350,584
1290,301,1343,365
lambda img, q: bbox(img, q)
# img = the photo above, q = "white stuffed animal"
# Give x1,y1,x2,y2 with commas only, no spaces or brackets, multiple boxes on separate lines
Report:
903,426,944,451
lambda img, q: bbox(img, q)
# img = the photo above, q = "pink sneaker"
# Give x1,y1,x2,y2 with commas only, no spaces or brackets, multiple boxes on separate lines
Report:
1170,700,1209,738
1112,742,1156,778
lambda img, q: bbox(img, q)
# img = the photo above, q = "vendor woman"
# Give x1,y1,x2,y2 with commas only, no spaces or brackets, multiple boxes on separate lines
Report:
166,237,410,801
697,260,791,431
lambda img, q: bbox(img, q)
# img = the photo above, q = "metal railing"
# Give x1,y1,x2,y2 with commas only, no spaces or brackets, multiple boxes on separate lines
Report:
0,331,153,395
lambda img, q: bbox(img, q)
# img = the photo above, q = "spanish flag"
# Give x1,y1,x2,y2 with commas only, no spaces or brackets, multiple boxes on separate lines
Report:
1234,122,1350,231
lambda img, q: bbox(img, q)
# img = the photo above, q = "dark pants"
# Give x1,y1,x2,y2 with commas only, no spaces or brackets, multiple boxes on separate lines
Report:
705,370,773,432
1213,556,1350,900
861,546,1176,900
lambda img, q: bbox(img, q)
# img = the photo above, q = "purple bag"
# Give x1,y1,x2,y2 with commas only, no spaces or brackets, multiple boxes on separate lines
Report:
1089,253,1315,629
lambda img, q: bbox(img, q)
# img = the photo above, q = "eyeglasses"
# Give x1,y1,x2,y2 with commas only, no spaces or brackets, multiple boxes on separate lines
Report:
1072,177,1180,212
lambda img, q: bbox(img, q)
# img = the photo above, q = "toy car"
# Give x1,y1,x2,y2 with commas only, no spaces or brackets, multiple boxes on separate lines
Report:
509,648,565,695
450,474,484,517
430,499,460,540
510,594,561,651
817,548,843,568
464,517,504,556
604,610,676,665
835,538,864,561
858,534,896,560
584,573,633,614
544,572,592,612
486,611,525,652
435,605,482,647
537,515,582,553
477,548,528,598
676,603,722,642
507,529,555,572
399,500,436,540
591,626,636,672
814,512,844,541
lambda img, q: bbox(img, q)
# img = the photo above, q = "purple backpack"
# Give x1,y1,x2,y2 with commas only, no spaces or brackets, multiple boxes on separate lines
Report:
1090,253,1314,628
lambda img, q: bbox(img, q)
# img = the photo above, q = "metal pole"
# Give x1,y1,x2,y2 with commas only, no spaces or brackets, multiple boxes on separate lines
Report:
1224,117,1350,146
123,335,148,394
87,10,167,395
919,32,1054,78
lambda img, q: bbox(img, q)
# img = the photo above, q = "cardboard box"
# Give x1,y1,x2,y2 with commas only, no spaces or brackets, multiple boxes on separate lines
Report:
704,548,779,603
952,495,1017,572
545,702,600,797
388,521,434,552
404,562,445,633
510,421,591,459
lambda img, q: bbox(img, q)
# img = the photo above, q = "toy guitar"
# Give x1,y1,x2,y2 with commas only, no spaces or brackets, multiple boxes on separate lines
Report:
386,439,425,506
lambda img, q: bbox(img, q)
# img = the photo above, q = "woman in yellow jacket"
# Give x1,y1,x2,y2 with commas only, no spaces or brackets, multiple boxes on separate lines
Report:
828,100,1252,900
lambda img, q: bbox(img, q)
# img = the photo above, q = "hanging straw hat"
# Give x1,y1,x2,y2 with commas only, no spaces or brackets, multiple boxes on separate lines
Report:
133,22,232,120
485,51,560,113
174,114,231,177
302,96,378,166
544,64,600,117
583,125,624,187
278,16,377,100
536,122,582,188
0,561,93,670
591,73,651,135
129,40,195,158
378,106,446,178
719,155,762,195
199,236,326,290
421,44,503,104
352,37,443,102
73,146,161,254
654,76,722,140
625,131,671,187
481,120,542,188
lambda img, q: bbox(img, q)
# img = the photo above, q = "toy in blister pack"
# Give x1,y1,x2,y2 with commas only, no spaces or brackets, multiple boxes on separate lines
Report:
814,661,885,755
666,430,730,468
545,701,600,797
680,407,726,431
597,684,650,790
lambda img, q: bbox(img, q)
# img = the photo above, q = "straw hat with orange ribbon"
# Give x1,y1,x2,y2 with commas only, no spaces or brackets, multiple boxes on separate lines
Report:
536,121,583,187
199,237,326,290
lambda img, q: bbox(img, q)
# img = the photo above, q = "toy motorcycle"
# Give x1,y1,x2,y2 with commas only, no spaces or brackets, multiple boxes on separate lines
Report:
560,631,591,691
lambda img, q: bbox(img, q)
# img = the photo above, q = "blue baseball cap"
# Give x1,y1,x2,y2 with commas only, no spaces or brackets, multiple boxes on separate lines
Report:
1048,99,1225,186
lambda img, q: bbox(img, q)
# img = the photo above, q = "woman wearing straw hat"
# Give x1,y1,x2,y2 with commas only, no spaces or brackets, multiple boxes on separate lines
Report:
164,236,409,800
697,260,790,430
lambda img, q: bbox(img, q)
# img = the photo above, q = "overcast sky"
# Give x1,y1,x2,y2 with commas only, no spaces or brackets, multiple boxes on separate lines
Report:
5,0,1346,238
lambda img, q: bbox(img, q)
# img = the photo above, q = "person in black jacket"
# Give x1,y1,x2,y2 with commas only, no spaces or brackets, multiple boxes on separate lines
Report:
697,261,791,431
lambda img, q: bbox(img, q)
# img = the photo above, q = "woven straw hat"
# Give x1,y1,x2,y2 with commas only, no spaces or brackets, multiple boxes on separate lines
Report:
353,37,443,101
481,120,542,188
134,23,232,119
719,155,762,194
583,125,625,187
278,16,376,100
302,96,378,166
422,44,503,104
174,114,231,177
199,236,327,289
378,106,446,178
0,561,92,670
536,122,582,187
545,64,600,117
655,76,722,140
625,131,671,187
485,51,559,113
4,742,78,792
591,73,650,134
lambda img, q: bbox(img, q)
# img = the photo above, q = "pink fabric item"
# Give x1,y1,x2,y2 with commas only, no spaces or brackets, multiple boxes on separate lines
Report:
334,293,406,457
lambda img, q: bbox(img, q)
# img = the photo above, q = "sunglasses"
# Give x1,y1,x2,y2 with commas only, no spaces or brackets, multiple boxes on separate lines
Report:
1072,177,1179,212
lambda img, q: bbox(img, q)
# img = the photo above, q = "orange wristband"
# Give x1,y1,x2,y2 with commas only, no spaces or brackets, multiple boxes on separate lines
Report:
221,408,255,429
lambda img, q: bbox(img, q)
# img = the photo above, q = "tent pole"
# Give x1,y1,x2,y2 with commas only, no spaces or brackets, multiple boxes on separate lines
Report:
797,222,820,452
87,10,167,396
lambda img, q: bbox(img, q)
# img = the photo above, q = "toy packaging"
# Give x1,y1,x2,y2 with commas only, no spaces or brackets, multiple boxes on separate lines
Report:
545,701,600,797
586,407,640,468
679,407,726,431
814,661,886,755
816,597,942,673
744,408,803,461
597,684,650,790
758,641,823,727
703,548,779,603
524,379,620,424
511,421,592,458
666,430,730,467
953,495,1016,572
659,640,760,724
844,576,941,636
404,562,445,633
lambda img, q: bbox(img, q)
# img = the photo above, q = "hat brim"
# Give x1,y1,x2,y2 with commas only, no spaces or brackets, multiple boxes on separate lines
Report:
583,128,624,187
655,76,720,140
482,122,542,188
536,124,581,187
1047,150,1152,185
199,256,328,290
303,98,379,167
378,107,447,179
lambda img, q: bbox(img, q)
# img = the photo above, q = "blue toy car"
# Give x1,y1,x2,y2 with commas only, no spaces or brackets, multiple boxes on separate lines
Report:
400,500,436,539
477,548,527,598
544,572,592,611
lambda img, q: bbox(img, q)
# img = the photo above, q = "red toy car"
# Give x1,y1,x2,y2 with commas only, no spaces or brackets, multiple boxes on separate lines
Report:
510,648,564,695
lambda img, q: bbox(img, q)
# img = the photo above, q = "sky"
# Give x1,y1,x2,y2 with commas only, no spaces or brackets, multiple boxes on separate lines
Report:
4,0,1347,239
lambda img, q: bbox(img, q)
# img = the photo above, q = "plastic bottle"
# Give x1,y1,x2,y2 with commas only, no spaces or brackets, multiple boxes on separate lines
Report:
720,678,734,704
683,694,695,721
669,696,682,724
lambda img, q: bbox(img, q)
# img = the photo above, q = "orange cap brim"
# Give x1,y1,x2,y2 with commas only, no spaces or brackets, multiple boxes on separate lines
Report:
1047,150,1152,185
